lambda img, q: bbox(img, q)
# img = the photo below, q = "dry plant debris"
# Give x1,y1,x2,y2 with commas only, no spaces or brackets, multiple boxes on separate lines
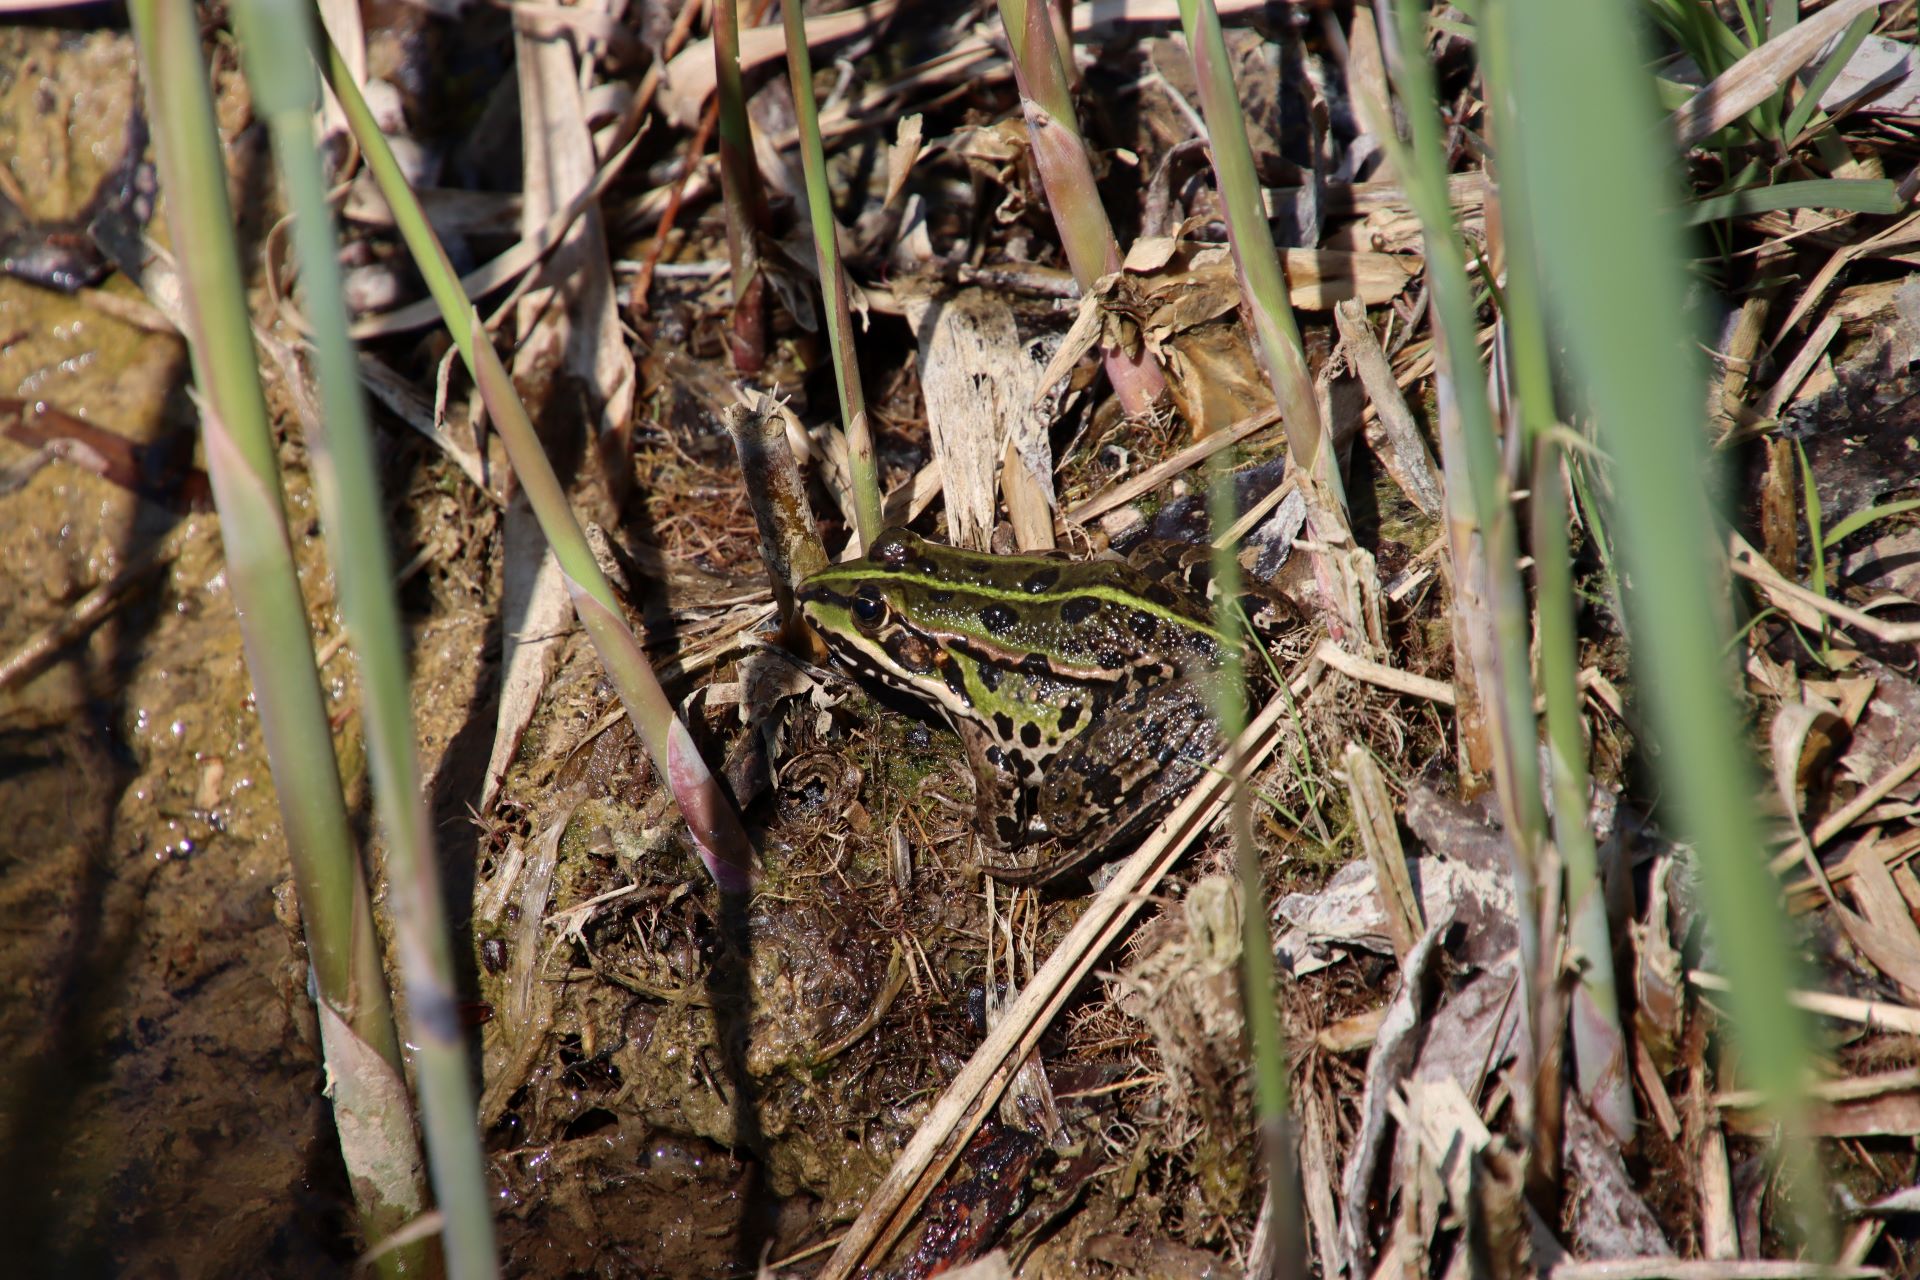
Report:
7,2,1920,1278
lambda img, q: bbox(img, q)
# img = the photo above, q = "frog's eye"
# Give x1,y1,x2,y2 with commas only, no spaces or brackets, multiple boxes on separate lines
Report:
851,587,887,629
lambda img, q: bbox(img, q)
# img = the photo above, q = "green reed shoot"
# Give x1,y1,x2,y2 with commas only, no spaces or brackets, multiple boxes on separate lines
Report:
997,0,1168,416
1383,2,1551,1181
127,0,435,1269
1208,460,1302,1280
231,0,502,1271
714,0,772,373
1480,0,1636,1146
1175,0,1339,509
781,4,883,544
1497,0,1826,1250
320,44,756,893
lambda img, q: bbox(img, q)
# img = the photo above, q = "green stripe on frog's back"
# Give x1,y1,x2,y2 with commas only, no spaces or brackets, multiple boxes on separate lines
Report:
803,537,1230,675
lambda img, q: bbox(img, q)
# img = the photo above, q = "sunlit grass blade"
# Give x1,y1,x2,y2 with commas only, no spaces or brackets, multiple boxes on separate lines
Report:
320,42,756,892
1535,437,1636,1141
1382,0,1551,1186
782,3,882,544
1820,497,1920,548
1173,0,1332,495
1687,177,1901,224
997,0,1167,416
1782,7,1874,143
1177,0,1373,645
1795,440,1831,662
1481,0,1636,1146
1207,461,1301,1280
1498,0,1826,1250
230,0,499,1272
127,0,433,1269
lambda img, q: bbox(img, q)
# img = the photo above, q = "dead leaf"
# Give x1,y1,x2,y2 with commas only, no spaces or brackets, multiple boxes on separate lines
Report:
1843,526,1920,602
1631,857,1686,1075
1840,658,1920,804
907,288,1060,549
884,113,924,210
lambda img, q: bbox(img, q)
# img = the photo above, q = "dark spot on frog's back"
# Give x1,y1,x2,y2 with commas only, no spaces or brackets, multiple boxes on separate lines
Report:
993,711,1017,741
1021,566,1061,594
1020,722,1042,749
1058,595,1099,626
1057,701,1081,731
1127,609,1159,642
1019,652,1051,676
980,603,1018,634
872,530,916,567
975,662,1001,692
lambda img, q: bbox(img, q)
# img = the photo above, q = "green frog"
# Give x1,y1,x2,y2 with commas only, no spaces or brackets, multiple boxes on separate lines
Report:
797,528,1259,885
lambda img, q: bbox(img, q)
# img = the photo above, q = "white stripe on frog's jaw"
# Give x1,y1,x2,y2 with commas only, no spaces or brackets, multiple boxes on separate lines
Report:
798,583,962,713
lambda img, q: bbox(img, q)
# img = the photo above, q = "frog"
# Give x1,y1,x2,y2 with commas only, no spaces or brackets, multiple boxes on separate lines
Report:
797,528,1263,885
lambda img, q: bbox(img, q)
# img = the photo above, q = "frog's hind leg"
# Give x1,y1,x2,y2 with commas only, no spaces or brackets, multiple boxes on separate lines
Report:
996,677,1223,887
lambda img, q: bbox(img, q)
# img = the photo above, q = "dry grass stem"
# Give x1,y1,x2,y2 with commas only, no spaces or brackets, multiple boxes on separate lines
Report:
817,683,1310,1279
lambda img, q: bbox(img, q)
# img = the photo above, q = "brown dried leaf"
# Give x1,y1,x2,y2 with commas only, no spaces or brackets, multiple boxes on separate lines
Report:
1346,743,1421,959
1840,658,1920,804
1769,699,1850,826
1159,320,1273,443
1840,840,1920,1001
884,113,924,210
1805,675,1880,728
1725,1089,1920,1138
1399,1075,1490,1210
1842,526,1920,601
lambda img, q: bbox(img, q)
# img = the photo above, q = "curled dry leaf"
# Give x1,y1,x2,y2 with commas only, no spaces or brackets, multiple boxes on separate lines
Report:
1631,857,1686,1075
1768,697,1851,846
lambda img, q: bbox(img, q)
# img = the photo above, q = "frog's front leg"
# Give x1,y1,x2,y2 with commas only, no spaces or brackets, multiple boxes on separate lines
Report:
955,719,1030,852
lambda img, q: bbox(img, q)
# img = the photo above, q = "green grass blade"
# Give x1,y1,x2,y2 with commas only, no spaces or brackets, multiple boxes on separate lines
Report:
231,0,499,1272
1499,0,1827,1250
128,0,430,1265
1821,497,1920,549
320,42,756,891
782,1,882,543
1207,461,1301,1280
1175,0,1333,493
1782,9,1875,142
1797,440,1827,600
1481,1,1637,1145
1386,0,1551,1189
997,0,1167,414
714,0,773,372
1687,177,1901,225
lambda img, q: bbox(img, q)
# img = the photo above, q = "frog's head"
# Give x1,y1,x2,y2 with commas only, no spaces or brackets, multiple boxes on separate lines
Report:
797,529,958,709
